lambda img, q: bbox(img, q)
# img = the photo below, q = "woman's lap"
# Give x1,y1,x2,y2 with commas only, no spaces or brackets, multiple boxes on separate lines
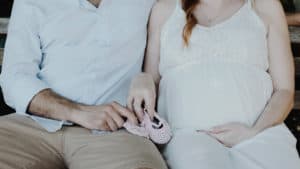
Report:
163,130,233,169
164,125,300,169
231,124,300,169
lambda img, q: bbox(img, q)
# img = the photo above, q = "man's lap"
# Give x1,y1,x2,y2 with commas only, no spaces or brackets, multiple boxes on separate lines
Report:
0,114,64,169
63,126,167,169
0,114,167,169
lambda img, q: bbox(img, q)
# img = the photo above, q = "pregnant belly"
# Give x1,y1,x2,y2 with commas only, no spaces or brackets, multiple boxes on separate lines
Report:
158,63,273,130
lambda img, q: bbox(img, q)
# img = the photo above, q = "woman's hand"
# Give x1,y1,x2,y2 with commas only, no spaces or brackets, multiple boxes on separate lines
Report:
199,122,260,148
127,73,157,122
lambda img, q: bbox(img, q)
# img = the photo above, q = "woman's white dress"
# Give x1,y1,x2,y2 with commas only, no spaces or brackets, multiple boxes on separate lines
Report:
157,0,300,168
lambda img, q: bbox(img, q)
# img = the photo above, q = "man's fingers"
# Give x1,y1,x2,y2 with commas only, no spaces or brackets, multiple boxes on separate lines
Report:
111,102,138,125
108,110,125,128
133,98,144,122
102,122,110,131
105,116,118,131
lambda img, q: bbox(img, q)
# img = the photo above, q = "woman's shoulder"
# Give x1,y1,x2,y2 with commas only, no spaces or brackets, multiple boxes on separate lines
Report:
253,0,283,9
149,0,178,29
253,0,286,27
154,0,176,9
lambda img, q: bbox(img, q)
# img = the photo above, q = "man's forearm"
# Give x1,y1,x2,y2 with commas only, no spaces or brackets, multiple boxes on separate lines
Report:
28,89,82,122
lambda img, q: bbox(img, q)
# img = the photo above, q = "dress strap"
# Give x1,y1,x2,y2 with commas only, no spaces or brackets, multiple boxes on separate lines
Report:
247,0,255,9
175,0,181,11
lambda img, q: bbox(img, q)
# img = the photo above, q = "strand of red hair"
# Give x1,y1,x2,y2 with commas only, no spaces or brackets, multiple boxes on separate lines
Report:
182,0,200,46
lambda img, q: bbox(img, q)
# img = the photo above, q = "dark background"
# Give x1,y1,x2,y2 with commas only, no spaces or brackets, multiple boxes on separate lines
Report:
0,0,13,17
281,0,296,12
0,0,297,17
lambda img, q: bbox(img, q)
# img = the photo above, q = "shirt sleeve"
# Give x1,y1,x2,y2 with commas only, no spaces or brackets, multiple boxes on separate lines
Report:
0,0,49,115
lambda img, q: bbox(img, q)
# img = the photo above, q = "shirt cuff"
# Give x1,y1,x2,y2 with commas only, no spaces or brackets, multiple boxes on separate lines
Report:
3,77,50,115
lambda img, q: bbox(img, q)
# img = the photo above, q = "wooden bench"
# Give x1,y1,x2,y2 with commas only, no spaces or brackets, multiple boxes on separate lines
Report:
0,48,3,64
294,91,300,110
0,18,8,35
291,27,300,113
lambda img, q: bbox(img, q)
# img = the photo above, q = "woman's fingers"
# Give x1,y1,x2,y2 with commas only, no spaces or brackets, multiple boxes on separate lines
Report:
133,97,144,122
208,130,235,147
208,132,227,145
144,95,156,120
127,73,157,121
209,124,233,134
209,128,229,134
127,96,134,112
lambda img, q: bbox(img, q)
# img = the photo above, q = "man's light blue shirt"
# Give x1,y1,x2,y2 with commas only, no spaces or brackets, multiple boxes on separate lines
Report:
0,0,155,132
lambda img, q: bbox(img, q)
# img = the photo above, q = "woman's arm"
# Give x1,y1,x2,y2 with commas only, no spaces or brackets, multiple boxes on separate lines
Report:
252,0,295,133
127,0,175,119
206,0,295,147
144,0,173,85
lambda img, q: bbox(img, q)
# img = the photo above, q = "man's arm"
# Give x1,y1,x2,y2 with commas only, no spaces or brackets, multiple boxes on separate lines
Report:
0,0,50,115
0,0,137,131
28,89,138,131
28,89,80,122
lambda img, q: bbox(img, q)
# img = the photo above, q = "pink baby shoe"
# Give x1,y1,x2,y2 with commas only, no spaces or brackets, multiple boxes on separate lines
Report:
123,120,149,139
123,110,172,144
143,112,172,144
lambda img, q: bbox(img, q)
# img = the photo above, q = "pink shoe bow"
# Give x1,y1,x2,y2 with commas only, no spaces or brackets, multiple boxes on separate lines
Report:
123,110,172,144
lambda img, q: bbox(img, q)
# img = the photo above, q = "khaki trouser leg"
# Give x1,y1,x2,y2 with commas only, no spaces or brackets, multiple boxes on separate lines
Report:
0,114,168,169
63,127,168,169
0,114,66,169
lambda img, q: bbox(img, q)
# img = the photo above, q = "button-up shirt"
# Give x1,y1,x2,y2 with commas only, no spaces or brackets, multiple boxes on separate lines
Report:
0,0,155,132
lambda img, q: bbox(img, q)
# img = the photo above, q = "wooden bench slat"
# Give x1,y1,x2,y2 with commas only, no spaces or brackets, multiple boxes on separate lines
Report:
290,26,300,44
294,91,300,110
0,48,3,65
0,18,9,35
295,57,300,77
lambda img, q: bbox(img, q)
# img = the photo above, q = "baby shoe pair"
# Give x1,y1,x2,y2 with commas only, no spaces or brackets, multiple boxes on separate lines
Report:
123,110,172,144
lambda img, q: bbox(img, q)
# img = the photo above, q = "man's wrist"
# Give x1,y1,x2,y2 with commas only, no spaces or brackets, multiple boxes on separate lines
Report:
65,103,85,123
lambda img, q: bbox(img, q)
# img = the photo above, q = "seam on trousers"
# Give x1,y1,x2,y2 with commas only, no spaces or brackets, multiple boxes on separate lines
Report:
60,126,68,167
122,160,167,169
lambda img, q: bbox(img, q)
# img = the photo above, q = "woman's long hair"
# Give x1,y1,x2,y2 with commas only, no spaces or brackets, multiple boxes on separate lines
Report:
182,0,200,46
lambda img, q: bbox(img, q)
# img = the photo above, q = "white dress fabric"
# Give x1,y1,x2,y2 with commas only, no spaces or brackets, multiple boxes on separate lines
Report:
157,0,300,168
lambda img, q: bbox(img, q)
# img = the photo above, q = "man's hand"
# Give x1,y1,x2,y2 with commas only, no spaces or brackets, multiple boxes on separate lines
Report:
29,89,137,131
71,102,138,131
198,122,259,148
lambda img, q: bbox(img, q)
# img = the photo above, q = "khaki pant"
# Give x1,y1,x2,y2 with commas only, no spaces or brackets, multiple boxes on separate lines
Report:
0,114,168,169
